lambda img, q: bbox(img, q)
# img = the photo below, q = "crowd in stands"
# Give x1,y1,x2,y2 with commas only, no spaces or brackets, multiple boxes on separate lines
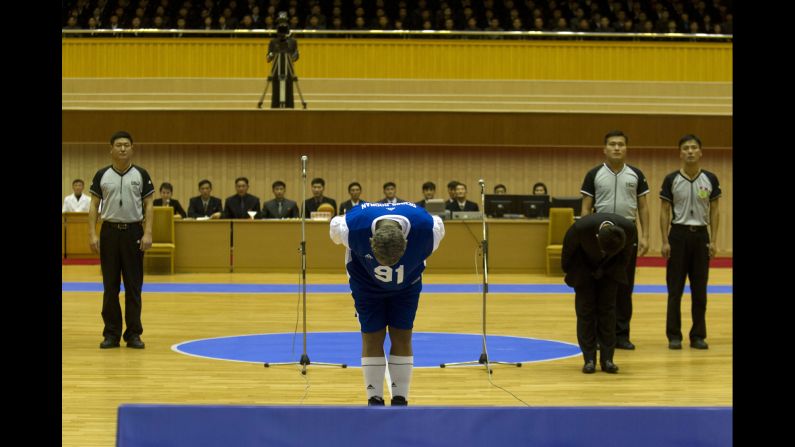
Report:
63,0,733,35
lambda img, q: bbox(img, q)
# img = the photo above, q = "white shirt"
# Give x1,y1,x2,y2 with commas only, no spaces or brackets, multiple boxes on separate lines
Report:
62,193,91,213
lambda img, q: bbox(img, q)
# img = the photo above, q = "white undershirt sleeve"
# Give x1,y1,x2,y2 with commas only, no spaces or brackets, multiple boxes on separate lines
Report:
329,215,350,247
431,215,445,253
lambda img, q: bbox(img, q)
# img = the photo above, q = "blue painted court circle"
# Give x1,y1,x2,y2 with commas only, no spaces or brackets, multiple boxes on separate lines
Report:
172,332,581,367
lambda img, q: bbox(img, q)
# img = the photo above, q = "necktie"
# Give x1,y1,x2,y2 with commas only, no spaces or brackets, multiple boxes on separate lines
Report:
203,201,208,214
241,197,246,215
278,201,283,216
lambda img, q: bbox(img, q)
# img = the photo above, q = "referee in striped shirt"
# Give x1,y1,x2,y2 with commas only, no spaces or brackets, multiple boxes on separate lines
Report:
580,130,650,350
660,134,720,350
88,131,154,350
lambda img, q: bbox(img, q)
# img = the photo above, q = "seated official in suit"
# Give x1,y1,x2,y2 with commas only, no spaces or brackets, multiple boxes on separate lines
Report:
187,179,223,219
445,183,479,212
223,177,261,219
262,180,299,218
339,181,365,215
152,182,187,218
304,177,337,217
415,181,436,208
377,181,405,204
446,180,460,205
63,178,91,213
561,213,636,375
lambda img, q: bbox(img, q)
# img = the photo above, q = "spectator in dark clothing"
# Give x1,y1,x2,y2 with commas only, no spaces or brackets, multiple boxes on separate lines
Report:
223,177,261,219
153,182,187,218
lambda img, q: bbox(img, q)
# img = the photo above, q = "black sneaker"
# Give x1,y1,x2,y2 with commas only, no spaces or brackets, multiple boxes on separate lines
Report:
368,396,385,406
668,340,682,350
126,336,145,349
391,396,408,406
99,337,120,349
582,360,596,374
690,338,709,350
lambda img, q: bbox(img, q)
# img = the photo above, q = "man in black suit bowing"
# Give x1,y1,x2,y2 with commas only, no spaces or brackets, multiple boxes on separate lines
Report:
561,213,636,374
223,177,261,219
187,179,223,219
262,180,299,218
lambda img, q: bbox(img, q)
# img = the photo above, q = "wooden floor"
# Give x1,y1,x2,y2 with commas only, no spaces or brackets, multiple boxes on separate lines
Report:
62,265,732,446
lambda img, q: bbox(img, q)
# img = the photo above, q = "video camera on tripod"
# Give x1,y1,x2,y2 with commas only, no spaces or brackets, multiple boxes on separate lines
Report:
267,12,298,62
257,12,306,109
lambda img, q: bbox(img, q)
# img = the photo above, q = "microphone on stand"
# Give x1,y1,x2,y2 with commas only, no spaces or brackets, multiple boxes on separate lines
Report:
301,155,308,178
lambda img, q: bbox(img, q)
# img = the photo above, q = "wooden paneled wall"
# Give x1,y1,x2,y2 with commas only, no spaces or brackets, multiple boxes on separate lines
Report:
62,145,732,255
63,110,732,255
62,38,732,82
62,110,733,148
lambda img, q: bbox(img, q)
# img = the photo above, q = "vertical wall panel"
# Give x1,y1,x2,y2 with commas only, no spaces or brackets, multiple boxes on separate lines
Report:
62,38,732,82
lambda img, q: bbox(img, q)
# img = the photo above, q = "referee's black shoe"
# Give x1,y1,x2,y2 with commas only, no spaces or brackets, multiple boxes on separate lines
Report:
99,337,120,349
368,396,385,406
126,336,145,349
391,396,408,406
615,339,635,350
600,360,619,374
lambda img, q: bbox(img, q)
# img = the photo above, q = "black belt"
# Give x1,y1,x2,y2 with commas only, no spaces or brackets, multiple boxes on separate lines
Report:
103,221,141,230
672,224,707,232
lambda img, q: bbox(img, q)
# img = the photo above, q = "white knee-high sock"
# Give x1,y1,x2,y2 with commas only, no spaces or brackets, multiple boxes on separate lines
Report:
387,355,414,399
361,357,387,399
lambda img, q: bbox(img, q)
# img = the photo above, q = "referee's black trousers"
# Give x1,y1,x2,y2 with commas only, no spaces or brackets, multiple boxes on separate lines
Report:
100,222,144,341
665,225,710,342
615,231,638,341
575,276,618,363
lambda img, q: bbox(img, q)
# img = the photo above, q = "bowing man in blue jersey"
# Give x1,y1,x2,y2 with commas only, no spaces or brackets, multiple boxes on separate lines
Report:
330,201,445,406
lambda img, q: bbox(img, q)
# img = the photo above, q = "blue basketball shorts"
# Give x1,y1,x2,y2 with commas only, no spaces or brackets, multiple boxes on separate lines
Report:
351,284,422,333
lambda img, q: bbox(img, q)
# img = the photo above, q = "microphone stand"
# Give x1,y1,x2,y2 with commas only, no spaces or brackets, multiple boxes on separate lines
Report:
439,179,521,374
264,155,347,374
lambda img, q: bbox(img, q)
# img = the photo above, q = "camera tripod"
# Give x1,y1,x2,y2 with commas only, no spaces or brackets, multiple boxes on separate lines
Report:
257,52,307,109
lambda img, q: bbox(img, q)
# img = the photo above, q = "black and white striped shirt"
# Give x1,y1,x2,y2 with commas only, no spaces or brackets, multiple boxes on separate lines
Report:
660,170,721,226
90,164,154,223
581,163,650,221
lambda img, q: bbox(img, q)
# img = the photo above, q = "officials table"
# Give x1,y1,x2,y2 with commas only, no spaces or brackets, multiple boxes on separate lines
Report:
174,220,232,272
171,218,549,274
62,212,102,259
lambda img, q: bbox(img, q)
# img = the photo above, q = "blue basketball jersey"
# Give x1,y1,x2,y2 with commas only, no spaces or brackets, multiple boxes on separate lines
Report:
345,202,435,294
